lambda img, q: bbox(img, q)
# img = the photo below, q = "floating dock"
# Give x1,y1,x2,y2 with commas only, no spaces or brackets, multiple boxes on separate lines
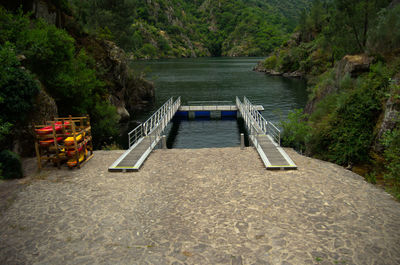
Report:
109,96,296,172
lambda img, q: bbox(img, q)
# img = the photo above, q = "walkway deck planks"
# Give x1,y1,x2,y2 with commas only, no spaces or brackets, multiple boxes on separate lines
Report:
108,98,181,172
236,97,297,170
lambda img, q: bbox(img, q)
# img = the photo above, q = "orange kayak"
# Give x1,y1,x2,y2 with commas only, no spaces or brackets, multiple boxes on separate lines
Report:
39,137,64,147
67,149,87,168
66,142,86,156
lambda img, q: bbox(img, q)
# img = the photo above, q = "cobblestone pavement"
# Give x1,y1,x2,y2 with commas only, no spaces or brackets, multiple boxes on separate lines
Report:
1,148,400,265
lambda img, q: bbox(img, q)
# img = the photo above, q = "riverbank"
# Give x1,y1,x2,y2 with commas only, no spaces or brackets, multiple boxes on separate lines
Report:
1,148,400,264
253,61,305,79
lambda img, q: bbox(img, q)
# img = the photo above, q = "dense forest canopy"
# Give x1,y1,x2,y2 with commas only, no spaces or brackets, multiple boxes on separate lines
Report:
68,0,312,58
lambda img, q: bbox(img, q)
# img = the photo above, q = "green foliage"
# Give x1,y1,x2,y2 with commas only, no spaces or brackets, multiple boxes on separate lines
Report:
0,150,23,179
308,69,335,100
0,95,12,148
264,0,312,29
140,44,158,59
263,55,278,69
280,50,298,72
91,100,120,149
368,5,400,54
0,43,39,124
298,0,326,42
365,172,377,184
266,0,398,79
68,0,303,58
280,109,311,152
0,8,119,149
309,77,381,165
0,118,11,144
339,73,354,90
23,21,75,78
331,0,391,53
47,49,104,115
382,127,400,199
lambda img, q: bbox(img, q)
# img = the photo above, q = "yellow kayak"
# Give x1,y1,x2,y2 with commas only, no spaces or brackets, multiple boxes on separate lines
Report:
64,132,85,146
67,149,87,168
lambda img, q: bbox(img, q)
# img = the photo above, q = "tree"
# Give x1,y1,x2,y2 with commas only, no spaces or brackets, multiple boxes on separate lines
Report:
333,0,391,53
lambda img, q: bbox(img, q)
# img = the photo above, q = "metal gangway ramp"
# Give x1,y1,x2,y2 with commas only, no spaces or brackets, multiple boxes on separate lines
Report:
108,97,181,172
236,97,297,170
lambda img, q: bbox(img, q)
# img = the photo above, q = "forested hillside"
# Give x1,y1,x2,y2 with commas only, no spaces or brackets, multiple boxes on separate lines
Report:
0,1,154,179
68,0,312,58
257,0,400,198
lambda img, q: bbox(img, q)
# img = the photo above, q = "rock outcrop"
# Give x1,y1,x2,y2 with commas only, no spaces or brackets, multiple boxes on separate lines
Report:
253,60,305,79
13,85,58,156
335,54,374,80
253,62,283,76
305,54,374,114
373,76,400,153
79,39,154,121
20,0,155,121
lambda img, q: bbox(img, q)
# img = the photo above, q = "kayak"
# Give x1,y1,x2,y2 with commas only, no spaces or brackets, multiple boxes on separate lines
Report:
67,149,87,168
66,142,86,156
39,137,64,147
64,133,84,146
36,122,70,135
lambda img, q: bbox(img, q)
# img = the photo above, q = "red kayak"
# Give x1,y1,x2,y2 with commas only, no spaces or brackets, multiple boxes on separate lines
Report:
66,142,86,156
36,121,70,135
39,137,64,147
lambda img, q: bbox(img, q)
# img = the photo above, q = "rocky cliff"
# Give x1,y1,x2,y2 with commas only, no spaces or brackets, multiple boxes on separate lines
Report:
77,38,155,121
7,0,155,121
304,54,374,114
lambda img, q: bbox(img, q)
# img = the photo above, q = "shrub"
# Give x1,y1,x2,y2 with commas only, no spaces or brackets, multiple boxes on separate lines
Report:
140,44,157,58
280,51,294,72
0,7,30,46
310,85,381,165
0,43,39,124
383,128,400,187
368,5,400,54
280,109,311,153
0,117,12,149
48,49,103,115
0,150,23,179
365,172,377,184
90,99,119,149
23,20,75,79
263,55,277,69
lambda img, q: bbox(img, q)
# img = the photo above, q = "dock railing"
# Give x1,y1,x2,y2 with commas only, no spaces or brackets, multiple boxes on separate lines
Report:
183,100,236,111
239,96,281,146
128,97,181,148
187,100,233,106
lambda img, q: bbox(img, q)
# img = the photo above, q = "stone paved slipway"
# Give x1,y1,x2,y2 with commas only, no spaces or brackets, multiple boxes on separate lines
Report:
1,148,400,265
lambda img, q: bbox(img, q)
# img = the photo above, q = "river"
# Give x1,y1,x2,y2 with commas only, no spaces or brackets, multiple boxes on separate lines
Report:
125,57,308,149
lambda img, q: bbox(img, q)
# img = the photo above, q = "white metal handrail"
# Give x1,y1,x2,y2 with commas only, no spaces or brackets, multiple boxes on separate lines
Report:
147,97,181,146
239,97,281,146
128,97,181,148
187,100,233,106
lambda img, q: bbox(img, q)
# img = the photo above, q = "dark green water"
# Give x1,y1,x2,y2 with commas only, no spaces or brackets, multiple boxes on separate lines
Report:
127,57,308,148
